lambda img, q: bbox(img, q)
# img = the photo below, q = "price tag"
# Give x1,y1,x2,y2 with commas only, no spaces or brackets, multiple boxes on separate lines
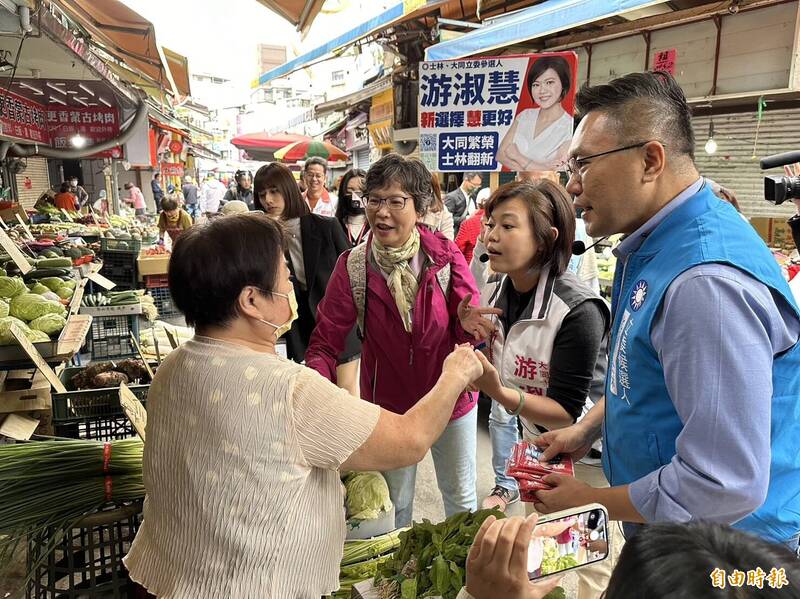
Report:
87,271,116,290
130,333,155,381
0,413,40,441
69,279,87,316
164,326,180,350
119,383,147,442
0,228,32,275
8,324,68,393
60,209,74,222
15,214,34,241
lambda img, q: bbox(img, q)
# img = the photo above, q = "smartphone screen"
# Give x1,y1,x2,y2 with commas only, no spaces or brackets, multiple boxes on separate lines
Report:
528,507,610,580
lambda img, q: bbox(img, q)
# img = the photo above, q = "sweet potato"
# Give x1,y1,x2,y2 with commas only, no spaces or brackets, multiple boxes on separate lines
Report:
90,371,129,389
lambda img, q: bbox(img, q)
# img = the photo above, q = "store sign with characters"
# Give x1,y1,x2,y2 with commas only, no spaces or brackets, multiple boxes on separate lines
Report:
0,90,49,144
47,105,121,159
418,52,578,172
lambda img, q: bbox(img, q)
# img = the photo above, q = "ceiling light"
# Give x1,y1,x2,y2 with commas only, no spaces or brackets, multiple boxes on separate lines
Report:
98,96,112,107
46,82,67,95
17,82,43,95
74,97,88,107
704,119,717,155
70,134,87,148
49,96,67,106
78,83,95,96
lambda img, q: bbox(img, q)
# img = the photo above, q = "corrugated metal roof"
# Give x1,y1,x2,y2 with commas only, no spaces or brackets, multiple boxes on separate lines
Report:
693,108,799,220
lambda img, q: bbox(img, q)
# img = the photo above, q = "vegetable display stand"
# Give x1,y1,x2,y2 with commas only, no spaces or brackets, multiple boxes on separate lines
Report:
27,501,143,599
100,239,142,254
97,252,138,291
87,315,140,361
51,367,149,440
147,286,179,319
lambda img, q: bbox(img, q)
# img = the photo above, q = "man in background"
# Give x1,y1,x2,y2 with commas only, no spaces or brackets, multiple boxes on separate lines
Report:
182,175,200,220
151,172,165,211
445,172,482,235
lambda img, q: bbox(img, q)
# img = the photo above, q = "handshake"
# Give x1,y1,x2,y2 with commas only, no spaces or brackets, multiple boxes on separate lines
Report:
442,343,501,394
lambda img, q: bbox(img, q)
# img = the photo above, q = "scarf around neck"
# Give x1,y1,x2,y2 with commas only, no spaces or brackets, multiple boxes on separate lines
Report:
371,227,421,332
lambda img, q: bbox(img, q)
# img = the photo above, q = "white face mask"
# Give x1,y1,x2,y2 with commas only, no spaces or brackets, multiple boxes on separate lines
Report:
258,289,298,339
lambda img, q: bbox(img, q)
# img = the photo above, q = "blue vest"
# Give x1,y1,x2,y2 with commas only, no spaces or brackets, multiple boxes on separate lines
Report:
603,185,800,543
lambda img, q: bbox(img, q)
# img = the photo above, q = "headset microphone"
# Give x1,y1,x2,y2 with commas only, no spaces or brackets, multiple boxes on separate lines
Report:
572,237,609,256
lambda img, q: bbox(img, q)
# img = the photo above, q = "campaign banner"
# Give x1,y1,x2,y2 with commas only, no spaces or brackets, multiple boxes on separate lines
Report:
0,90,49,144
418,52,578,172
47,105,121,158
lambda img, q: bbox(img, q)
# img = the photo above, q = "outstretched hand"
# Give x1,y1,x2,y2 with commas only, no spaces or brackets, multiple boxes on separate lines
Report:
458,293,502,341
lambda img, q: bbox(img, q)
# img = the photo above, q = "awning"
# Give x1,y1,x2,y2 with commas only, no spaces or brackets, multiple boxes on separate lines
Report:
187,142,221,161
52,0,176,95
425,0,665,61
315,76,393,118
255,0,326,35
163,48,191,98
255,0,446,87
148,106,190,137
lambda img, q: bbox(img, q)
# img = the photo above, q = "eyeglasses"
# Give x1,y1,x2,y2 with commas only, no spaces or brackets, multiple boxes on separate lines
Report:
565,141,655,179
364,194,411,211
305,172,325,180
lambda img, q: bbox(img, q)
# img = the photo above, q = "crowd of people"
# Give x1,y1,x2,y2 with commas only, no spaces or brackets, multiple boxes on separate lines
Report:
122,70,800,599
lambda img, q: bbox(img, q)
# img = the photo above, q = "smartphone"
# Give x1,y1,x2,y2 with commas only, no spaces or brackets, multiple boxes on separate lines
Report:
528,503,610,581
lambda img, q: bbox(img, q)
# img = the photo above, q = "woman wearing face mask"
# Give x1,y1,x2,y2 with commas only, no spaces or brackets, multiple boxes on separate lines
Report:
335,168,369,247
253,163,360,395
306,153,500,527
124,212,490,598
470,180,616,599
497,56,574,172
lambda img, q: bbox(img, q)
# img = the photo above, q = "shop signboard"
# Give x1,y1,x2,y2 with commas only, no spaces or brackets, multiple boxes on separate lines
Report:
652,49,677,75
0,90,49,144
161,162,185,177
418,52,578,172
47,105,122,159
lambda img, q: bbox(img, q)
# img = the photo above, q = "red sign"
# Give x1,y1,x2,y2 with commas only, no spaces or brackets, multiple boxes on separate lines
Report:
161,162,184,177
0,90,49,143
652,49,677,75
168,139,184,154
47,105,121,158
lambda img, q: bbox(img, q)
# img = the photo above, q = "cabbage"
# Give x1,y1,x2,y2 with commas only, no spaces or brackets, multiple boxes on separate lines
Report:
40,277,66,293
9,293,66,322
57,287,73,300
25,329,51,343
29,313,67,335
30,283,50,295
0,301,8,319
343,471,393,520
0,276,28,299
0,316,30,345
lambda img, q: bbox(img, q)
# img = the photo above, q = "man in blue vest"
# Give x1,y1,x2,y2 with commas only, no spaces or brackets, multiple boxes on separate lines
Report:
533,71,800,553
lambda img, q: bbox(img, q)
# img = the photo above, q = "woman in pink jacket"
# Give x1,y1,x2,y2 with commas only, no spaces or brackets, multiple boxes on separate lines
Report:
306,154,498,527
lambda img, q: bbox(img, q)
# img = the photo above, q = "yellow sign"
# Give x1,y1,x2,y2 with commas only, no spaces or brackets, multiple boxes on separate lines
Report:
404,0,425,14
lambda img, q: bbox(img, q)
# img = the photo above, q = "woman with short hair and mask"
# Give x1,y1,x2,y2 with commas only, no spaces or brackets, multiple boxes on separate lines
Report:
124,212,490,598
222,169,255,211
335,168,368,247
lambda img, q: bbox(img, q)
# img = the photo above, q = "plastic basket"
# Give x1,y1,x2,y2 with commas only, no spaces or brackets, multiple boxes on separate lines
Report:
88,315,140,361
52,367,149,440
144,273,169,288
98,252,138,290
100,238,142,253
148,286,180,319
27,501,143,598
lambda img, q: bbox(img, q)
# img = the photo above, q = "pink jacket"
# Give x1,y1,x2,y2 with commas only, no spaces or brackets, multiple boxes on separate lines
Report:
306,225,479,420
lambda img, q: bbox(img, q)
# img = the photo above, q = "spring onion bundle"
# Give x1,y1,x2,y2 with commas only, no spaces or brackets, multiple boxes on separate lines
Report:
325,530,404,599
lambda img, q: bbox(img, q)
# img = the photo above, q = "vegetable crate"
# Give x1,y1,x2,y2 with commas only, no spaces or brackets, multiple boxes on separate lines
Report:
100,238,142,253
52,368,149,441
148,286,180,319
88,315,140,361
98,251,138,291
27,501,143,598
144,274,169,288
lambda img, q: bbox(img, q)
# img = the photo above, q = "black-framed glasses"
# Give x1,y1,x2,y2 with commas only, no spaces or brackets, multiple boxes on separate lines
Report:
565,141,655,178
365,194,411,211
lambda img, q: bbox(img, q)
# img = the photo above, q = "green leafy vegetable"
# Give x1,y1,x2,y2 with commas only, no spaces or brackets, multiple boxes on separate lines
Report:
29,314,67,336
0,276,27,299
343,471,393,520
9,293,66,322
0,301,8,319
0,316,29,345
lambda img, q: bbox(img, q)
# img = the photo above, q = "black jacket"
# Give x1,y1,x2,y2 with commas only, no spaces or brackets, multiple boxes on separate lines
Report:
285,214,359,362
444,187,470,231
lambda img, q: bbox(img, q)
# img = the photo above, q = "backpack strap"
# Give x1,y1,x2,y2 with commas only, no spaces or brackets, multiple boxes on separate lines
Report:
347,243,368,339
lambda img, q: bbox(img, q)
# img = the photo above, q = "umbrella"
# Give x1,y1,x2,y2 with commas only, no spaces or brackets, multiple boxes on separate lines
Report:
273,139,348,163
230,132,311,162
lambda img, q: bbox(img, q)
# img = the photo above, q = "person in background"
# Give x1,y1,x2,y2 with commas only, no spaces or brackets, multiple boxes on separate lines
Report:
200,174,226,217
222,170,255,211
303,157,338,217
420,174,455,240
569,211,601,295
151,172,165,212
532,71,800,554
306,153,500,527
93,189,109,216
220,200,250,216
254,162,361,397
335,168,369,247
456,187,492,264
445,172,483,235
124,212,489,598
158,197,193,245
181,175,199,220
68,177,89,209
459,518,800,599
54,182,79,211
123,182,146,216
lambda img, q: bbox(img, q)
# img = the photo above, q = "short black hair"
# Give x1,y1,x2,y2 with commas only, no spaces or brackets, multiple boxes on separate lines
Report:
463,172,482,183
154,172,161,179
59,182,71,193
484,180,575,276
605,522,800,599
576,71,695,161
169,212,284,329
161,197,178,211
335,168,367,225
365,153,433,215
303,156,328,173
527,56,571,102
253,162,309,219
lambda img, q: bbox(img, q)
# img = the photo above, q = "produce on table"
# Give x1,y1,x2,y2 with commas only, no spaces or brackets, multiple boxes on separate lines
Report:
9,293,66,321
141,246,170,256
25,329,50,343
28,313,67,335
343,471,393,521
0,316,30,344
325,530,404,599
70,359,150,389
81,290,140,307
29,282,50,295
0,300,8,318
92,371,129,387
0,276,27,299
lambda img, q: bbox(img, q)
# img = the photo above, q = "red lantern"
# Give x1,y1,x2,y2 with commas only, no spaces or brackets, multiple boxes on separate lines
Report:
168,139,184,154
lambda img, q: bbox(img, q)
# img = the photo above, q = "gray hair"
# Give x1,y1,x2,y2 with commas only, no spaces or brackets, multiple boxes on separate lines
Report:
365,153,433,215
